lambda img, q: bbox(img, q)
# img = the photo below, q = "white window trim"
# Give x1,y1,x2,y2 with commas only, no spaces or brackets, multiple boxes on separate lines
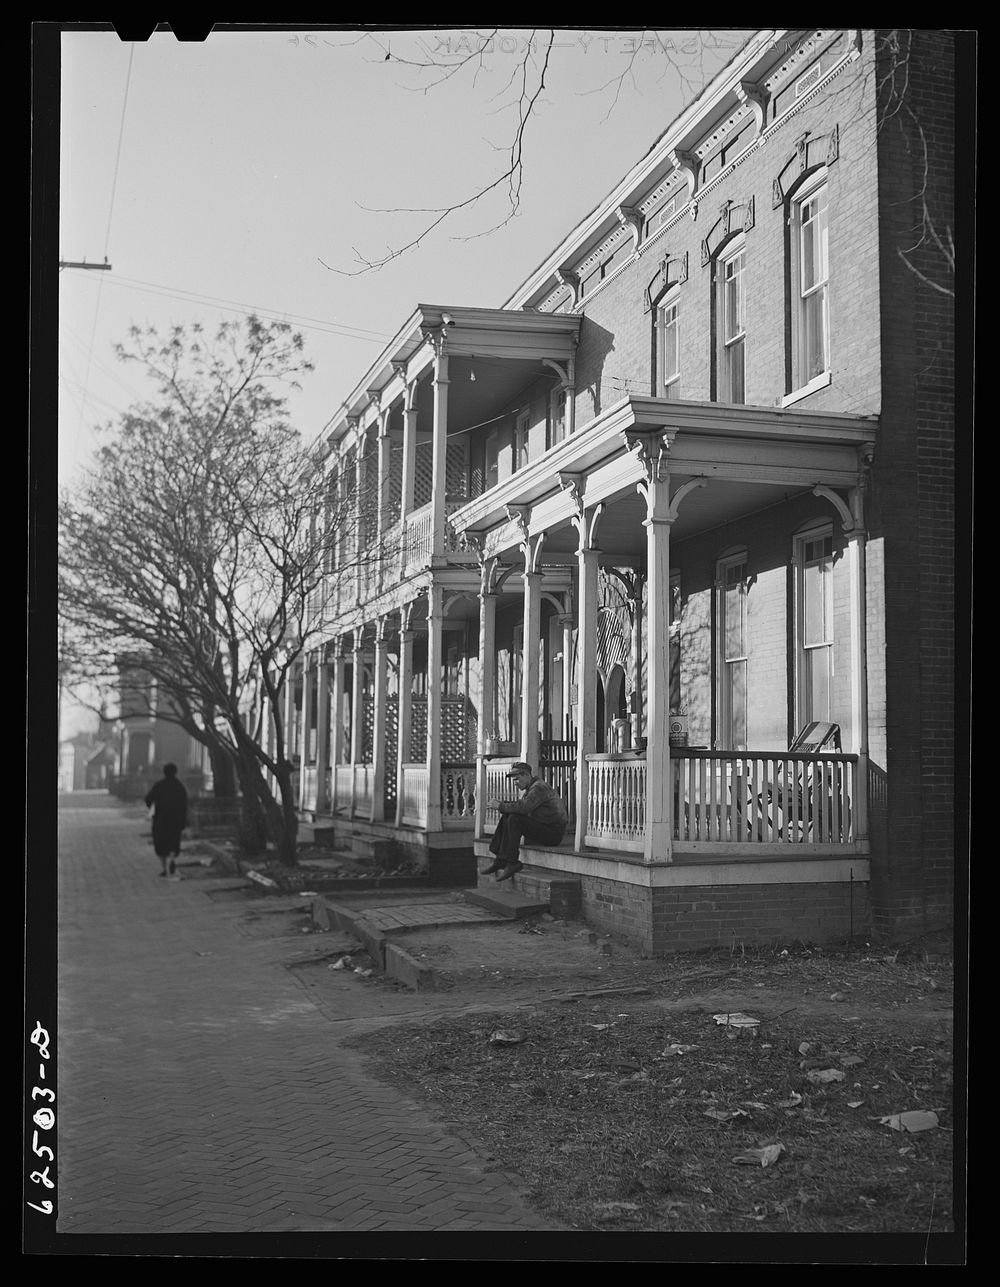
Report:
716,239,747,405
514,409,531,473
789,170,831,395
792,522,835,728
656,288,681,400
716,550,749,750
781,369,832,407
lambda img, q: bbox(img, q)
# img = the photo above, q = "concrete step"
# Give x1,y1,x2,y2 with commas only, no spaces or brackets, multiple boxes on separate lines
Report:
298,821,338,845
464,887,549,919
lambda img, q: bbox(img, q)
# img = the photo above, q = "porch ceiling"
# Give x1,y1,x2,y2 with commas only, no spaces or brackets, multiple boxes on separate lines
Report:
418,353,557,436
535,477,818,557
449,394,878,561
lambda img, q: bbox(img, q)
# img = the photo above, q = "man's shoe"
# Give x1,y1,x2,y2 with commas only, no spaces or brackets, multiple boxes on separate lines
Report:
496,862,524,882
481,859,505,875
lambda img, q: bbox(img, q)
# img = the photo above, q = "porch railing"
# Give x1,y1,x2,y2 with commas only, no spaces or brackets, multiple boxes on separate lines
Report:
670,751,859,845
581,749,861,850
586,755,646,851
483,758,523,833
399,763,429,827
539,738,577,825
442,761,476,820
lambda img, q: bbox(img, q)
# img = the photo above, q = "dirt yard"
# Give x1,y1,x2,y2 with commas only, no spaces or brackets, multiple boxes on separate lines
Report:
344,932,961,1236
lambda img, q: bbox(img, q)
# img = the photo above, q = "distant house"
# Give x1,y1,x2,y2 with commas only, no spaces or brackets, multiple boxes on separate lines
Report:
109,654,210,800
59,731,116,792
276,29,960,954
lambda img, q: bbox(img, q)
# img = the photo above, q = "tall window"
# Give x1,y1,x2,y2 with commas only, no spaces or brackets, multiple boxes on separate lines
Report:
514,409,531,472
793,180,830,388
485,427,500,490
718,245,746,403
548,386,568,447
718,554,749,749
796,528,834,724
657,291,681,399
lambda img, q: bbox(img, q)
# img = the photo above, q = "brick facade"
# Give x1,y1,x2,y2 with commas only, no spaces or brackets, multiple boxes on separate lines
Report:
313,29,961,954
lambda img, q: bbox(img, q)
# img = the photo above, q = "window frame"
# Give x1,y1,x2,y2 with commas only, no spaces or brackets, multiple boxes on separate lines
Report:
793,522,835,728
548,384,568,449
717,550,750,750
513,408,531,473
716,239,747,404
789,170,831,397
656,287,682,400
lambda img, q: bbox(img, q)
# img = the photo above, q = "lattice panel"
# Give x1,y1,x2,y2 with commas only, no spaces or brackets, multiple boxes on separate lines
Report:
414,442,432,508
442,697,476,760
361,696,399,812
411,696,427,760
410,439,469,508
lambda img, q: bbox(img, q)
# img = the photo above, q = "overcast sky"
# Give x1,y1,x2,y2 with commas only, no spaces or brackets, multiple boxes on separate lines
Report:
57,25,754,484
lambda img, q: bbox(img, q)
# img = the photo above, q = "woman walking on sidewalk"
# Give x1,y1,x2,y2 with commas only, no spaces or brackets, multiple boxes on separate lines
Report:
144,763,188,877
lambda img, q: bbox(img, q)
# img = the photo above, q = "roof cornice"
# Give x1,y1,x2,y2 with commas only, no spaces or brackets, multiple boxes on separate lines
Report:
503,29,788,310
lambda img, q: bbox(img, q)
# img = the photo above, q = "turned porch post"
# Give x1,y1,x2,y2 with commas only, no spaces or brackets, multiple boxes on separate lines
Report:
330,645,346,767
430,332,450,558
314,656,330,813
395,604,415,828
511,514,544,772
350,631,365,818
473,557,498,841
560,475,604,852
400,377,418,526
370,617,390,822
298,653,314,812
425,584,445,830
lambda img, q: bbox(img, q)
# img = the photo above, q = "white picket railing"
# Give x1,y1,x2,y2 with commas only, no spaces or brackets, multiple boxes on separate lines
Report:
482,758,523,833
579,750,859,850
332,764,353,814
399,763,430,827
670,751,858,845
442,762,476,820
586,755,646,851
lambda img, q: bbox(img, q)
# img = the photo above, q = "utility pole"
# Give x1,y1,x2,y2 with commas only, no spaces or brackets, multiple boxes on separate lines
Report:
59,257,112,271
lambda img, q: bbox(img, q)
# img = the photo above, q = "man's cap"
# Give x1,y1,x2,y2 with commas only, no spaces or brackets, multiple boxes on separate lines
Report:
506,762,533,777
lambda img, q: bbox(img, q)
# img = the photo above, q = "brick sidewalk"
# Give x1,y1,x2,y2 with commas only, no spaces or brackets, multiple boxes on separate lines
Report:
55,799,560,1235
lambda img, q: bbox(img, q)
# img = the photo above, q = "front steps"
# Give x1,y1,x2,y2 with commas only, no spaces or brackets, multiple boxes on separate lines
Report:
473,840,583,920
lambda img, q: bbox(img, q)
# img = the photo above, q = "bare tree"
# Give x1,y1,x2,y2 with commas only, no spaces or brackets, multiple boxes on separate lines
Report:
321,27,752,275
874,28,956,297
59,315,366,866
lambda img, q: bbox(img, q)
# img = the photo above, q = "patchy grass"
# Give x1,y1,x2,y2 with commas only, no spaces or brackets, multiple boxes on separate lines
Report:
346,949,957,1234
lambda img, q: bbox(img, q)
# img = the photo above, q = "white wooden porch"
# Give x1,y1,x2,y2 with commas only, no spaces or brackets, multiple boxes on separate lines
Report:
482,749,878,857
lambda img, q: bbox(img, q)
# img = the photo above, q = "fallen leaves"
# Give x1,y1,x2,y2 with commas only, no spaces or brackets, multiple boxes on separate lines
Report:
732,1143,786,1168
489,1029,526,1046
878,1110,940,1133
806,1068,846,1085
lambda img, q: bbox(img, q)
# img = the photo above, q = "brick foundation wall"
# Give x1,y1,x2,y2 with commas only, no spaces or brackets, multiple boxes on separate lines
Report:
581,873,871,957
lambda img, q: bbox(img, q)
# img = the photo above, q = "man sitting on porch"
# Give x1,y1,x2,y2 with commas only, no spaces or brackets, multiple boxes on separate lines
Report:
483,762,569,882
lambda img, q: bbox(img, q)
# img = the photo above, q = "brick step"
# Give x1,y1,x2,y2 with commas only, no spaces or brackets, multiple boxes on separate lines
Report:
473,842,583,919
464,887,549,919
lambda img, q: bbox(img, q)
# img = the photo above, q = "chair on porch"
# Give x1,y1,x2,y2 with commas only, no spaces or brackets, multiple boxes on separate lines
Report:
730,723,843,841
759,722,843,839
